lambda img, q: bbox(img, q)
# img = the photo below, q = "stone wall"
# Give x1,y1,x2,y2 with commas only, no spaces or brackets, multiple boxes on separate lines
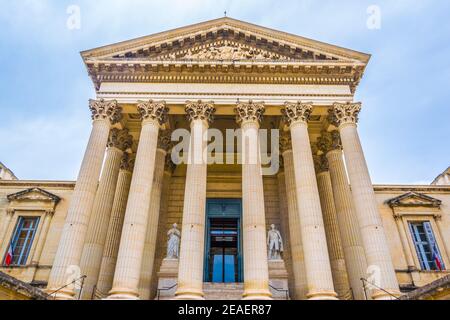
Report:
0,179,450,299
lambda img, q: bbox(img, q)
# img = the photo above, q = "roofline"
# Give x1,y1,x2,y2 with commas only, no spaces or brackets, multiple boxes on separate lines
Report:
0,161,18,180
432,166,450,185
80,16,371,63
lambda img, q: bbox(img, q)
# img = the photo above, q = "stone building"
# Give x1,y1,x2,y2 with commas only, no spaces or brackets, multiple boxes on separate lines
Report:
0,18,449,301
0,162,17,181
432,168,450,186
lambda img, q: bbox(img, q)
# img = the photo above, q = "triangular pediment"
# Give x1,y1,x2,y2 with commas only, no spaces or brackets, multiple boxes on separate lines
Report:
7,188,61,204
81,17,370,91
388,192,442,208
82,17,370,63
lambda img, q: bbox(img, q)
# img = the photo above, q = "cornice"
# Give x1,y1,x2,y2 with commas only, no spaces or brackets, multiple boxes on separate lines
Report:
374,185,450,193
0,181,76,189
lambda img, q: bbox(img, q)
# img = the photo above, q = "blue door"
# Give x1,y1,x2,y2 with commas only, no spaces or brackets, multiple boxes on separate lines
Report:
204,199,243,283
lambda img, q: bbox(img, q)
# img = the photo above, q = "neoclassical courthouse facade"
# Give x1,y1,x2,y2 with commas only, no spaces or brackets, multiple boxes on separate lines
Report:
0,18,449,301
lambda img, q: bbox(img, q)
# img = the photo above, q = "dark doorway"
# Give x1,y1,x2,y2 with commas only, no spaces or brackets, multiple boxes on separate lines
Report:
204,199,243,283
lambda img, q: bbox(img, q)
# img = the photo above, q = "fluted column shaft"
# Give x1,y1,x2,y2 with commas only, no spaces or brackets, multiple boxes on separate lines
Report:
316,168,351,298
176,101,215,300
108,101,168,300
282,102,337,300
176,121,209,299
139,145,168,300
81,129,132,299
242,122,271,300
332,102,400,300
326,148,368,300
234,101,271,300
281,148,308,300
96,155,133,295
47,99,121,299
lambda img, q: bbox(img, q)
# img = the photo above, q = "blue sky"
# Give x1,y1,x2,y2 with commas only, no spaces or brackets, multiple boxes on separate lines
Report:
0,0,449,184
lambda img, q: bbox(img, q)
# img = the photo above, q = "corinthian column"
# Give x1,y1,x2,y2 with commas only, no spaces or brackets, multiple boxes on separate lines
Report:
96,153,135,295
314,153,351,299
281,102,337,300
318,131,368,300
80,128,133,300
47,99,122,300
280,134,308,300
138,132,171,300
330,102,400,300
176,101,215,300
108,101,169,300
235,101,271,300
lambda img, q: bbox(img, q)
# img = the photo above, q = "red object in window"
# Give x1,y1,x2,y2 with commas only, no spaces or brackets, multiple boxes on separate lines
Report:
5,245,13,267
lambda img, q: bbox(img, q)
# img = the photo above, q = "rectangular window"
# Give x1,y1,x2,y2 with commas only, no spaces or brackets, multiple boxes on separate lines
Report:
3,217,40,266
409,221,446,271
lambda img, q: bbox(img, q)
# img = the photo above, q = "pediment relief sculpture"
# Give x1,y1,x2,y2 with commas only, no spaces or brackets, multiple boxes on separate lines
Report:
152,40,292,62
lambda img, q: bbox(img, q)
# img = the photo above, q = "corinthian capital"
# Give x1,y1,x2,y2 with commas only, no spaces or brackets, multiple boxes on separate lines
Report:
158,130,172,152
235,100,265,125
108,128,133,152
329,102,362,127
317,130,342,154
120,152,136,172
137,100,169,125
314,154,330,174
89,99,122,125
282,102,313,126
185,100,216,124
279,132,292,153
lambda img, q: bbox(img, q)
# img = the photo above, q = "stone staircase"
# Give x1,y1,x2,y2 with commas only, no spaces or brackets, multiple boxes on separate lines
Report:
203,283,245,300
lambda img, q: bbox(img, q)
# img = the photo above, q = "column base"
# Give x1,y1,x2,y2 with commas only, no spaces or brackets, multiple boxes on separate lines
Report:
175,294,205,301
175,287,205,301
175,291,205,300
106,288,140,300
242,289,273,301
372,289,401,301
45,288,75,301
306,290,338,300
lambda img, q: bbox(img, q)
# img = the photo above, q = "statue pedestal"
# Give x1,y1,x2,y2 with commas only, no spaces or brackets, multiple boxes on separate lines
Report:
269,259,290,300
156,258,179,300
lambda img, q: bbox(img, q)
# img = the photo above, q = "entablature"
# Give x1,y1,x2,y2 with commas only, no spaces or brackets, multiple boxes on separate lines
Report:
82,17,370,93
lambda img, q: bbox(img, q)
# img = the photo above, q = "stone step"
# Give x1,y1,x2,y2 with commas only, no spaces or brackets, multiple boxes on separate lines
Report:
204,283,244,301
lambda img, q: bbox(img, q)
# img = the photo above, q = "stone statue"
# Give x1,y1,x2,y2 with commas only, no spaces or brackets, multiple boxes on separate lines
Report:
267,224,284,260
167,223,181,259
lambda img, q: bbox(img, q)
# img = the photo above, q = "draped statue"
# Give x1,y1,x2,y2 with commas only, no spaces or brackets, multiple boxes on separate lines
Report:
167,223,181,259
267,224,284,260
